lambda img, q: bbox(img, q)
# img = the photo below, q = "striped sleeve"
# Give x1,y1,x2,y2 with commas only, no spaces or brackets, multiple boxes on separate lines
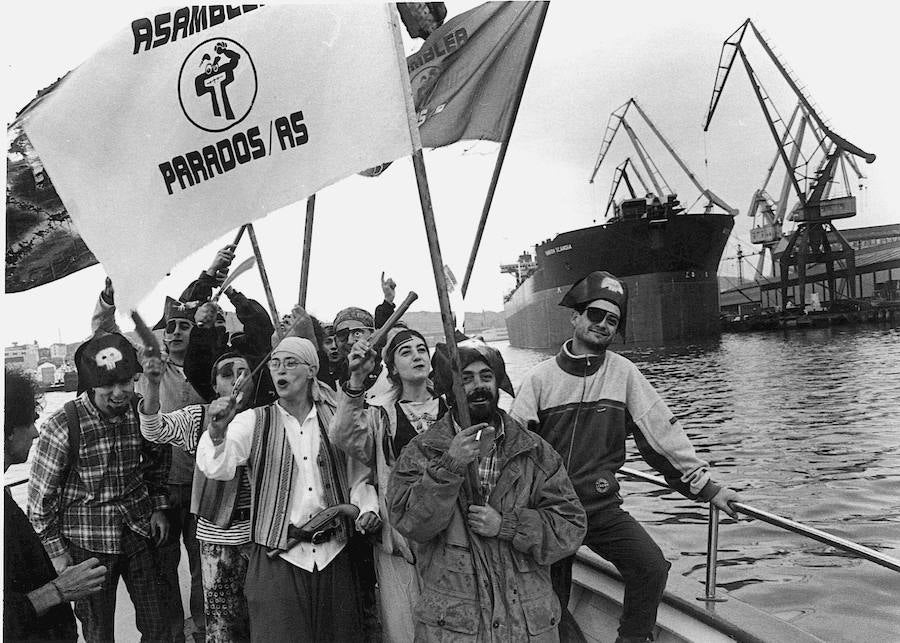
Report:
139,403,206,456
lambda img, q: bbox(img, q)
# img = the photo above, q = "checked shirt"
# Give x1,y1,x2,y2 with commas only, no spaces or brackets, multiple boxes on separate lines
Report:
28,392,170,558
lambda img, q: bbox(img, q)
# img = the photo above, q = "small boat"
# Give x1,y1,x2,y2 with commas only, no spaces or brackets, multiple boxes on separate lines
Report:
568,467,900,642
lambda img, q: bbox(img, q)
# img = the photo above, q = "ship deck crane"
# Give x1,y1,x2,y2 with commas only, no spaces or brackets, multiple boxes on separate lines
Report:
603,157,651,219
704,18,875,312
590,98,739,217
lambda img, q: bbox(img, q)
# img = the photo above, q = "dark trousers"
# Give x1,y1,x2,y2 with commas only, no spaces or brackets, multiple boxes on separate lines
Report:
158,483,203,643
70,527,170,643
349,533,382,643
243,544,363,642
552,506,670,641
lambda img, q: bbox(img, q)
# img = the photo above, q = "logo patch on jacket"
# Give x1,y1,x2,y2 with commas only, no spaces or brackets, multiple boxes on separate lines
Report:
594,477,610,494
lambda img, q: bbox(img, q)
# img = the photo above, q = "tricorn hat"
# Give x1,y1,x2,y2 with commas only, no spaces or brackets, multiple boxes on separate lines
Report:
74,332,142,392
560,271,628,334
153,296,200,331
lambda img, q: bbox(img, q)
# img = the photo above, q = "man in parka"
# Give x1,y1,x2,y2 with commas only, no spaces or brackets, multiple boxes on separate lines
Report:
387,340,586,641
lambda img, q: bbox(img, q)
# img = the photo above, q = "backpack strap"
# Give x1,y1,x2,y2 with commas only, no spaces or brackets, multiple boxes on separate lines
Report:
62,400,80,476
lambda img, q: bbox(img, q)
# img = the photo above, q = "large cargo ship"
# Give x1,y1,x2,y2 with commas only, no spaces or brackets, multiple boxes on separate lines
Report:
503,196,734,348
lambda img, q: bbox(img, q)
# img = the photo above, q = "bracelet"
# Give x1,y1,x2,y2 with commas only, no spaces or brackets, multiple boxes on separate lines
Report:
50,579,66,603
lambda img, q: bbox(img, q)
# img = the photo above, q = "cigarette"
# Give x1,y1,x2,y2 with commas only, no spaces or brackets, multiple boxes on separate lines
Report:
475,429,482,441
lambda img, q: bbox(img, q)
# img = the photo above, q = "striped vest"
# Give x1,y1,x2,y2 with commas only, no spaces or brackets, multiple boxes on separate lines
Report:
247,395,351,549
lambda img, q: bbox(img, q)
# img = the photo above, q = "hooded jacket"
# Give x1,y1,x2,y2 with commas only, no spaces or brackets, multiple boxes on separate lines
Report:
387,410,586,642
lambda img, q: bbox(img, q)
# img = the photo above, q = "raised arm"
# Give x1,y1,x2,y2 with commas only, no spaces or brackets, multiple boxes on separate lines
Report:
195,403,255,481
90,277,121,335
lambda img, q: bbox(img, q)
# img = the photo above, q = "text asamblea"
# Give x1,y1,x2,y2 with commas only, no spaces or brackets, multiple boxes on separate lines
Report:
132,5,260,54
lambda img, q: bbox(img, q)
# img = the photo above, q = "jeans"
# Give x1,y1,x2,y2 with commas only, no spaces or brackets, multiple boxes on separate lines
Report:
552,506,670,640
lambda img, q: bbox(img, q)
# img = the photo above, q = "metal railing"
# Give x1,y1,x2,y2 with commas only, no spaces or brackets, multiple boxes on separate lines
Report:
619,466,900,601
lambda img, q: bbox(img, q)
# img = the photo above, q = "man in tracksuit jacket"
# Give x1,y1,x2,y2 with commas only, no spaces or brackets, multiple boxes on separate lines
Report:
510,271,740,643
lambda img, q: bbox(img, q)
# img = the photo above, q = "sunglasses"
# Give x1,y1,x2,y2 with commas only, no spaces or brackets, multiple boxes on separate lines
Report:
584,308,620,326
165,319,195,333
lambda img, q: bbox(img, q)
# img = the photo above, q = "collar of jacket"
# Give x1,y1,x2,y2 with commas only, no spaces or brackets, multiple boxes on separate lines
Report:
555,339,607,377
419,409,539,462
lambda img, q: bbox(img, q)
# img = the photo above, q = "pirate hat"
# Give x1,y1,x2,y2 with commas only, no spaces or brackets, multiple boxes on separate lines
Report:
74,332,142,392
152,296,200,331
560,271,628,334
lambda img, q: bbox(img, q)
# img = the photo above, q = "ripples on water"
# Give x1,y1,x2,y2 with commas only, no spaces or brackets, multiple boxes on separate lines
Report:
500,324,900,642
7,325,899,640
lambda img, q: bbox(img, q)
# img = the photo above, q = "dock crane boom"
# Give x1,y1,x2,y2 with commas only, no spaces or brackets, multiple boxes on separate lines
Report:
604,158,650,219
704,18,876,312
590,98,738,215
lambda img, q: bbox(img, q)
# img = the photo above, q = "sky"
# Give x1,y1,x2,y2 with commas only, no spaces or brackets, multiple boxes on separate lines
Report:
3,1,898,346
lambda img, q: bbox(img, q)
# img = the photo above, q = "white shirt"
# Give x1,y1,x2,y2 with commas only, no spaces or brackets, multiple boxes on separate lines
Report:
196,403,377,572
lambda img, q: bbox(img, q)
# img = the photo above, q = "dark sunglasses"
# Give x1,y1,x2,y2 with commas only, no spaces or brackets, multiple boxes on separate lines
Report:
584,308,620,326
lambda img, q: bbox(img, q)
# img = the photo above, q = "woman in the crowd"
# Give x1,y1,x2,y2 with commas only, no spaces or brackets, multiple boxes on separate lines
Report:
330,326,447,642
4,370,106,642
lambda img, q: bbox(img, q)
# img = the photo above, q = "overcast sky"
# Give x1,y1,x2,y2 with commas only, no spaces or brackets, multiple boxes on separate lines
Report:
4,1,897,346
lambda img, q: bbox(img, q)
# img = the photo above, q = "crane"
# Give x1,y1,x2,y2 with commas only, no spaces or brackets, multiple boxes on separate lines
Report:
603,157,651,219
704,19,875,312
591,98,738,217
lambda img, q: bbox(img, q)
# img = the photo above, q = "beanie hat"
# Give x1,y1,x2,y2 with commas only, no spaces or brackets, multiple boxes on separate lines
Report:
75,333,142,391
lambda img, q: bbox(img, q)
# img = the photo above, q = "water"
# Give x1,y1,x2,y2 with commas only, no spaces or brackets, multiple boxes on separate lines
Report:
8,325,900,640
500,323,900,642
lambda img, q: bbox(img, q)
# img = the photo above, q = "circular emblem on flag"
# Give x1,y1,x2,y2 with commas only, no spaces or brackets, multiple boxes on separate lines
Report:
178,38,258,133
594,477,610,494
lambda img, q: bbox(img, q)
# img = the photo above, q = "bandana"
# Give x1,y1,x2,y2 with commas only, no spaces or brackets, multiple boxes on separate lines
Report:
272,337,323,401
431,339,514,398
383,328,429,376
333,307,375,332
75,333,142,391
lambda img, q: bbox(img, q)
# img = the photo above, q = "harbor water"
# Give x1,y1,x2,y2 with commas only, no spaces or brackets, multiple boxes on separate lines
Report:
7,323,900,641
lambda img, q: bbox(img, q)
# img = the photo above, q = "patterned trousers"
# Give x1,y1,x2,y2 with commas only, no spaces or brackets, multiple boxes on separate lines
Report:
69,527,170,643
199,541,251,643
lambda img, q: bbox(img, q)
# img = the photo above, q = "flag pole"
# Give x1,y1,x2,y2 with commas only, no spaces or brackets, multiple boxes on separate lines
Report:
246,223,282,339
411,150,483,505
388,4,482,504
297,194,316,307
460,1,549,298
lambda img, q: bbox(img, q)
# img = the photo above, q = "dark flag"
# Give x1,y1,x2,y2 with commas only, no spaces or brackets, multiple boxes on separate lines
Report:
412,1,544,148
361,1,544,176
7,120,99,293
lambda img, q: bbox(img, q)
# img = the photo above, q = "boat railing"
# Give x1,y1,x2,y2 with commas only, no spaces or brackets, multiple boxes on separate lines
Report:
619,466,900,602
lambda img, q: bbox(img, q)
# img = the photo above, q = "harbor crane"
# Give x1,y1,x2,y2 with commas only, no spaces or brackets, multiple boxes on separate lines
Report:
602,157,651,219
590,98,738,217
704,18,875,312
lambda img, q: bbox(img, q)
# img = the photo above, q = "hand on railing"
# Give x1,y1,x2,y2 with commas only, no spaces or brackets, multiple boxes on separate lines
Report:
710,487,740,519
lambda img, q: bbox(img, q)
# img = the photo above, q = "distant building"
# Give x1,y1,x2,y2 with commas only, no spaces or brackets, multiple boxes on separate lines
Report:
50,343,68,360
37,362,57,386
5,343,40,371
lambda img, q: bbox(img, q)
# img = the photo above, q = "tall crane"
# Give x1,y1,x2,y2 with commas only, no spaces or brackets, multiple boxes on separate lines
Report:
603,157,651,219
591,98,738,216
704,19,875,312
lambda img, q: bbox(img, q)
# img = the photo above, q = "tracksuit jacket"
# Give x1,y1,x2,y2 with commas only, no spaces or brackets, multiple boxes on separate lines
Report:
510,340,721,532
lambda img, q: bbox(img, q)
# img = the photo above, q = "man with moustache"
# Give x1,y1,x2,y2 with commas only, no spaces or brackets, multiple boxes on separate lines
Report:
195,337,379,641
387,340,586,641
27,333,172,642
510,271,741,643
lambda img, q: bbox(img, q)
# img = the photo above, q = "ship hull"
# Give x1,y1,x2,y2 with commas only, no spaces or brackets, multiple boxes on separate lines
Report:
504,214,733,348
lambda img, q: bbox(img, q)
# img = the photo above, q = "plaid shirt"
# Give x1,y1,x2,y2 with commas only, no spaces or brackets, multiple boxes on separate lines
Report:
27,392,171,558
476,416,506,501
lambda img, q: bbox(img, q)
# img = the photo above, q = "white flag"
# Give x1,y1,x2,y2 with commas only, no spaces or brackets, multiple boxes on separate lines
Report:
23,4,420,310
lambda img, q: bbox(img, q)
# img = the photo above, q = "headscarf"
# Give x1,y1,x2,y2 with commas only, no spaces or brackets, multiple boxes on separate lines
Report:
431,338,514,399
273,337,323,401
382,327,429,377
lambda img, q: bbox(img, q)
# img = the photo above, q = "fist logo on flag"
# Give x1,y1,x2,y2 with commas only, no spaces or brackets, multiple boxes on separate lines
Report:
178,38,258,132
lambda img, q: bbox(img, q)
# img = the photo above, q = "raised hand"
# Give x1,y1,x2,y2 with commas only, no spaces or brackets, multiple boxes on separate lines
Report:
446,423,486,466
101,277,115,305
347,339,376,388
206,244,236,284
194,301,221,328
381,272,396,303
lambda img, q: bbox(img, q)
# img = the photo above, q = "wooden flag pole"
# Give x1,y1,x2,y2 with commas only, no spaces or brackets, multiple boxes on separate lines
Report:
460,1,549,298
410,149,483,505
232,224,248,247
297,194,316,307
246,223,282,339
